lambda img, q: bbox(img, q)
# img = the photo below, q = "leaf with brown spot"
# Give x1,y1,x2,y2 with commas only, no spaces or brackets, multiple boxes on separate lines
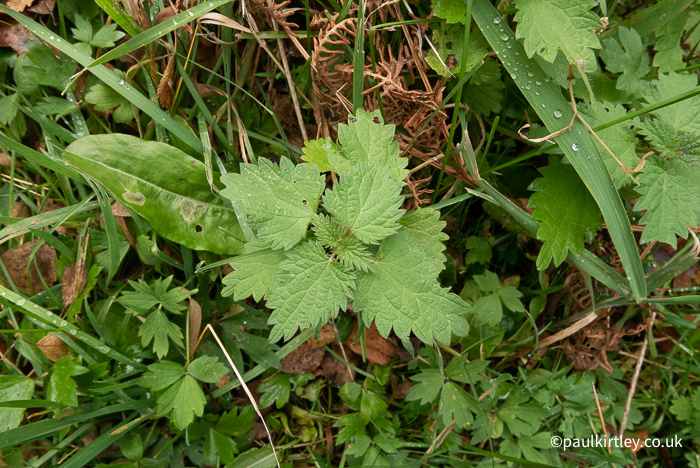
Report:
0,21,37,54
157,54,176,109
2,240,57,293
62,263,88,308
347,322,396,366
36,333,69,362
281,341,324,374
6,0,34,13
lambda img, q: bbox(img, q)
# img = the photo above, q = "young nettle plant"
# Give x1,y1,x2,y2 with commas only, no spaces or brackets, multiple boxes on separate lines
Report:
220,110,470,346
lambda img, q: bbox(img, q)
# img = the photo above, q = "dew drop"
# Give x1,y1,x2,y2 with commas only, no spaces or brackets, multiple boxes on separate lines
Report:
511,73,517,79
528,72,533,77
525,84,531,90
45,311,52,316
500,33,509,41
493,16,502,24
572,143,580,151
188,11,194,16
118,79,125,85
553,109,562,118
173,19,178,25
59,320,67,327
587,155,591,159
16,298,26,306
49,35,54,40
535,80,542,86
56,38,60,42
541,103,546,108
70,329,77,335
535,91,540,95
507,43,512,49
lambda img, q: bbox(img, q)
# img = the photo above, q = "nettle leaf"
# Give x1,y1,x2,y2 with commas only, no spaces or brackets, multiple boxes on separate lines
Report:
85,84,134,123
398,207,448,265
464,58,505,116
432,0,471,24
323,161,404,244
514,0,601,71
334,236,374,272
528,162,602,270
644,72,700,134
600,27,649,96
222,239,286,302
139,309,184,359
300,137,337,173
577,101,639,188
221,158,325,250
157,375,206,430
267,241,355,342
425,26,488,77
634,157,700,247
354,232,470,345
335,109,408,182
637,120,700,164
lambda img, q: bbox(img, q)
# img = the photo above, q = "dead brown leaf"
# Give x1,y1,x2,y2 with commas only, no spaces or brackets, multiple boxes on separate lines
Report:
0,21,37,54
111,201,130,217
36,333,69,362
157,53,176,109
215,374,231,389
347,322,396,366
308,323,336,349
12,200,30,219
6,0,33,12
2,240,57,293
155,5,179,25
0,153,12,167
281,340,324,374
315,344,357,387
27,0,54,15
62,263,87,308
188,296,202,358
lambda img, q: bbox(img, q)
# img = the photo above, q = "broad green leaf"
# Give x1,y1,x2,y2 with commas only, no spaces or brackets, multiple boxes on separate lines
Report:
138,361,185,391
464,58,505,115
226,446,277,468
205,429,236,464
222,239,286,302
473,294,502,327
63,134,245,255
48,357,88,407
514,0,601,71
637,120,700,164
0,376,34,431
300,137,336,172
652,7,686,72
119,276,191,315
157,375,205,430
334,413,367,445
406,369,443,405
71,15,93,43
473,270,500,292
258,373,290,409
91,23,125,48
425,26,488,77
644,72,700,134
578,101,640,188
600,27,649,96
187,356,228,383
360,390,387,419
634,157,700,247
323,162,404,244
398,207,448,267
85,84,134,123
432,0,471,24
216,406,255,436
439,382,475,428
528,162,602,270
464,236,493,265
267,241,355,342
354,232,470,345
138,309,184,359
33,96,79,117
335,109,408,182
221,158,325,250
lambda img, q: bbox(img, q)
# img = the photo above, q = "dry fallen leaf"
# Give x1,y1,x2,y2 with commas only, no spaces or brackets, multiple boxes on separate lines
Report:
111,201,130,217
12,200,30,219
281,340,324,374
2,240,57,293
347,322,396,366
6,0,34,13
0,21,37,54
27,0,55,15
0,153,13,167
36,333,69,362
188,296,202,358
315,344,357,387
62,263,88,308
308,324,336,349
157,53,176,109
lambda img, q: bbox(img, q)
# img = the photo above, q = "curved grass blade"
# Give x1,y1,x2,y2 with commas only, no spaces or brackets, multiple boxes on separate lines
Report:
472,0,645,301
0,198,98,244
89,0,234,68
0,5,201,153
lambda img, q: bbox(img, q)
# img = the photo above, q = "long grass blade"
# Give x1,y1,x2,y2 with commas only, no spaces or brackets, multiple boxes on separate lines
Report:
472,0,645,301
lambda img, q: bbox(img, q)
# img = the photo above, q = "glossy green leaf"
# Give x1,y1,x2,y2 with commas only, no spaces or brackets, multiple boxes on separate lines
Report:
63,134,245,255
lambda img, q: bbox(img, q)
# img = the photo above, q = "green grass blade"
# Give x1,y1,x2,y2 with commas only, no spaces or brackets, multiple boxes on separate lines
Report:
89,0,234,68
0,5,202,153
0,132,84,181
0,198,98,244
0,285,142,368
472,0,645,301
95,0,141,37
